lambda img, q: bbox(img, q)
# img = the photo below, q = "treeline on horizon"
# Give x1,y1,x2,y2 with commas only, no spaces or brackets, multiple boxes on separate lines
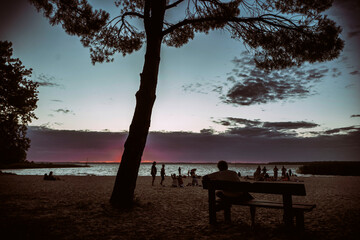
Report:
295,161,360,176
0,161,86,169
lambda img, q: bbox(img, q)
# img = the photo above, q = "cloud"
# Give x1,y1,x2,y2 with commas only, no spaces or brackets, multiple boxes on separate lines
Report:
27,126,360,163
35,73,61,87
332,0,360,31
51,99,63,102
200,128,215,134
348,30,360,38
220,52,336,105
345,84,355,89
183,51,340,106
214,117,319,138
182,82,218,95
226,127,292,138
351,114,360,118
323,126,359,135
349,70,360,75
54,108,74,115
214,118,261,127
37,81,60,87
262,121,319,130
331,0,360,52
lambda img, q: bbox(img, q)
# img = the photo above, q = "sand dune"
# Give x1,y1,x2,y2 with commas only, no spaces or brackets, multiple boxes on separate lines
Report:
1,175,359,240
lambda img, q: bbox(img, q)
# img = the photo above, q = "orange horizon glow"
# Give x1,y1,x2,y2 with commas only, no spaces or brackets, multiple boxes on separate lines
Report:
76,160,264,164
77,160,168,164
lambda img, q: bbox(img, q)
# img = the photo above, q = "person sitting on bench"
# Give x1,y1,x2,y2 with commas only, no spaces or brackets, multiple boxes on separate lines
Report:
204,160,253,201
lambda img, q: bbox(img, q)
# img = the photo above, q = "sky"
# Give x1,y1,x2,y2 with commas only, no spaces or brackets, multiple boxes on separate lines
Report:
1,0,359,163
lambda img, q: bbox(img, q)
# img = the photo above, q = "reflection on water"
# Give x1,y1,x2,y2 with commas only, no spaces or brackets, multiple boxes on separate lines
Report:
3,163,307,177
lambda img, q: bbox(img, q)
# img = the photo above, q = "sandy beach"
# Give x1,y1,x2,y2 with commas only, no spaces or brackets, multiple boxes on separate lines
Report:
1,175,359,240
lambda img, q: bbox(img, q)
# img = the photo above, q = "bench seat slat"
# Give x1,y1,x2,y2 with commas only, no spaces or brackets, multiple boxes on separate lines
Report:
203,180,306,196
232,200,316,211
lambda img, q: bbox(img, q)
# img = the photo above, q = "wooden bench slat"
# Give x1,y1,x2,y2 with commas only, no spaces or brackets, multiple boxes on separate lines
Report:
202,180,306,196
236,200,316,211
218,199,315,211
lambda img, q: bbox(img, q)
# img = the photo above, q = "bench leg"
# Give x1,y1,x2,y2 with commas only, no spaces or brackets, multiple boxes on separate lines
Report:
209,204,217,225
250,206,256,228
295,211,305,230
283,209,294,227
209,190,217,225
224,204,231,223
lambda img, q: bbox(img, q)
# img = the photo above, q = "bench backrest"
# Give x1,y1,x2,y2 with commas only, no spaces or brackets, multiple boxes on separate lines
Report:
202,180,306,196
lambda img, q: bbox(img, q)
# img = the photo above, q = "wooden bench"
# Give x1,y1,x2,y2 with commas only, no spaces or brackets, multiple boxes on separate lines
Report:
202,179,316,229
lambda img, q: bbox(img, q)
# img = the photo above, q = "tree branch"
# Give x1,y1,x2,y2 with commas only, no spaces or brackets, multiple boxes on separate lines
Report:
166,0,185,9
162,15,300,36
121,11,145,20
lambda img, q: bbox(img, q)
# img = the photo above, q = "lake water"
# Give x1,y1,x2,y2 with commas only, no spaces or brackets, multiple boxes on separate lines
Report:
3,163,308,177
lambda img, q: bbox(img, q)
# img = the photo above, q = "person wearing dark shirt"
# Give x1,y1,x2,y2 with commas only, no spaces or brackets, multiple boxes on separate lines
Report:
151,161,157,186
160,164,165,185
204,160,253,201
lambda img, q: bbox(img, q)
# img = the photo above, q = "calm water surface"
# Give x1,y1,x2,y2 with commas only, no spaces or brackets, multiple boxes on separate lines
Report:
3,163,309,177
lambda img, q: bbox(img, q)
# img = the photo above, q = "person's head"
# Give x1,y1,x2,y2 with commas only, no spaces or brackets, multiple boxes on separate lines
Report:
49,171,53,175
217,160,228,171
153,161,156,165
162,164,165,167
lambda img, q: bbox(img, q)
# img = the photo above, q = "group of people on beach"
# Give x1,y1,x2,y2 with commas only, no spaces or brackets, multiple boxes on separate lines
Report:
150,161,200,187
253,165,293,181
151,161,295,187
43,171,59,181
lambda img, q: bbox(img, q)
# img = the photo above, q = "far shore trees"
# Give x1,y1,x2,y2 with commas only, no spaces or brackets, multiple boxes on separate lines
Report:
29,0,343,208
0,41,39,164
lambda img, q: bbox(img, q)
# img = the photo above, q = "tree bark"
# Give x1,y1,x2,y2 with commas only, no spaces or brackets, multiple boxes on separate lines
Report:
110,0,166,208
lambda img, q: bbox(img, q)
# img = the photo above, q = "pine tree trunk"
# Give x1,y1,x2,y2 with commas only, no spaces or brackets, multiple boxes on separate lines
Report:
110,0,166,208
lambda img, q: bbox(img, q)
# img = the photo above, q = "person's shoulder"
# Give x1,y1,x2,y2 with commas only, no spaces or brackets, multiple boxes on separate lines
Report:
204,170,240,181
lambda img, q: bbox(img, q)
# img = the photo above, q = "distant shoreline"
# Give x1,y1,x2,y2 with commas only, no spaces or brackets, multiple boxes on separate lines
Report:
1,161,359,176
0,162,87,170
19,160,359,165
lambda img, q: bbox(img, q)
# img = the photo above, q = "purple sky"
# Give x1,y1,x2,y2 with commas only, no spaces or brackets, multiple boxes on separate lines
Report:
27,126,359,163
1,1,359,163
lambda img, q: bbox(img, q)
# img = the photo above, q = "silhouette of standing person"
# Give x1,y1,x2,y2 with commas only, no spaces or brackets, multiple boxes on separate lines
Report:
256,165,261,173
178,167,181,176
191,169,198,186
254,165,261,180
151,161,157,186
273,165,279,180
177,175,184,187
160,164,165,185
281,166,286,178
